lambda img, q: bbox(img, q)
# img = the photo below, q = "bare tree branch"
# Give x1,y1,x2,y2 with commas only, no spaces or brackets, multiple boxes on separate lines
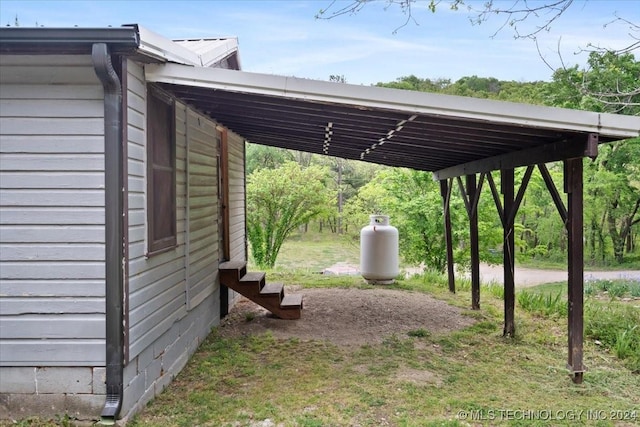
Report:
467,0,574,40
317,1,576,39
316,0,425,34
318,0,639,113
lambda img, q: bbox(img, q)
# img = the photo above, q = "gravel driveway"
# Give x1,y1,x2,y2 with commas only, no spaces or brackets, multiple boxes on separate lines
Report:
473,263,640,288
323,262,640,288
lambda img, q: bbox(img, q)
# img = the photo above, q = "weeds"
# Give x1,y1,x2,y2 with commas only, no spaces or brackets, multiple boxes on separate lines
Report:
585,302,640,372
518,279,640,373
407,328,431,338
517,290,567,317
585,278,640,299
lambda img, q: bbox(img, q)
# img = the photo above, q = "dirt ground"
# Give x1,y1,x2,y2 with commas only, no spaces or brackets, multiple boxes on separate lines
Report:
218,265,639,346
218,287,475,347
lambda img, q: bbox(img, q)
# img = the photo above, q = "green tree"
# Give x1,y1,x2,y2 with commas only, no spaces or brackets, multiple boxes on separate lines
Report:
585,140,640,264
377,74,550,105
546,51,640,115
344,168,467,271
546,50,640,263
245,143,293,176
246,162,334,268
376,75,450,92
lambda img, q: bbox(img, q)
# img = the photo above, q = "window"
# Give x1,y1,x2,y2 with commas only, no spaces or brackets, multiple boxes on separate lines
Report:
147,85,176,255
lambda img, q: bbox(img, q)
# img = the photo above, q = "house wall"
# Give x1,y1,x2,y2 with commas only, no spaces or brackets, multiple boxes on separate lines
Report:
0,55,108,417
227,131,246,262
225,131,246,307
119,60,224,419
0,55,243,422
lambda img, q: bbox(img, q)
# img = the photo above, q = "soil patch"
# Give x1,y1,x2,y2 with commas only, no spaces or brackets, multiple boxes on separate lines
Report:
218,287,475,347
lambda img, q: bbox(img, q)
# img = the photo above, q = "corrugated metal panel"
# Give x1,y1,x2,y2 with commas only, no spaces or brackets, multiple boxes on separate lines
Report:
0,55,106,367
145,64,639,174
174,37,240,69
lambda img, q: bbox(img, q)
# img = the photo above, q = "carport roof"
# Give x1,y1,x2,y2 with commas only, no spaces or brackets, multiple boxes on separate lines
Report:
146,64,639,178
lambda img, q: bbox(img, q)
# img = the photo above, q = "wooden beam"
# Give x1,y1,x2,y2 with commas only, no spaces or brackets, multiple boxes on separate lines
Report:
565,158,585,383
434,134,598,180
472,173,486,214
440,179,456,293
538,164,568,223
502,169,516,337
486,171,504,225
456,176,471,215
507,165,534,227
466,174,481,310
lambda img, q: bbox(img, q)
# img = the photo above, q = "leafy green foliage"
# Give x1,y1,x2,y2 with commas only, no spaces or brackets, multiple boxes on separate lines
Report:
343,168,468,272
585,139,640,264
546,51,640,115
245,143,294,175
247,162,334,268
377,74,549,105
377,52,640,267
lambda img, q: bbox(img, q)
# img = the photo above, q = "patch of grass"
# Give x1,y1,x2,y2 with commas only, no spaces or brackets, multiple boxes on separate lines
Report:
0,414,77,427
584,302,640,372
517,290,568,318
520,280,640,373
525,281,566,295
485,282,505,300
13,235,640,426
407,328,431,338
263,230,360,272
135,272,637,427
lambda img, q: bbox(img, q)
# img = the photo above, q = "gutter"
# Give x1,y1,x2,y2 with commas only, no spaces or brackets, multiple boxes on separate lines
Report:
0,27,139,54
92,42,125,424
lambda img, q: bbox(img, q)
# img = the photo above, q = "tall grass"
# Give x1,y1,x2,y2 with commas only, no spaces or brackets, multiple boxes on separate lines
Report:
517,291,567,317
518,279,640,372
585,302,640,372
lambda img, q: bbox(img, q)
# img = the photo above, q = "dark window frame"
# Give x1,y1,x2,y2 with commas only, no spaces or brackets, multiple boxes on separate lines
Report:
146,85,177,256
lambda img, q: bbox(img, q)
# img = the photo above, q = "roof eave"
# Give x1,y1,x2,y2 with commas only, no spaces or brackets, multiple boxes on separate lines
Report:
146,64,640,140
0,26,140,55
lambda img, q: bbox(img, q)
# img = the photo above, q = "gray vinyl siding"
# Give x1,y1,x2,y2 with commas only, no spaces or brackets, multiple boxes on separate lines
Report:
185,109,219,309
0,55,105,366
127,61,188,360
126,61,220,362
121,61,222,417
227,132,246,262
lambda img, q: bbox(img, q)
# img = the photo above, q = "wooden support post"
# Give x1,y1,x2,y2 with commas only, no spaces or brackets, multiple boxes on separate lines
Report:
565,158,585,383
466,174,481,309
502,169,516,337
440,179,456,293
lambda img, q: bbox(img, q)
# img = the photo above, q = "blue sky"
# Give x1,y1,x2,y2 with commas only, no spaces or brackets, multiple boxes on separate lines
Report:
1,0,638,84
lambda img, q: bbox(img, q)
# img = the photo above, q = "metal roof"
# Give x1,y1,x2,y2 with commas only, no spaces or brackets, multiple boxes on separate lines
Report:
3,25,636,177
146,64,639,176
0,25,241,69
174,37,241,68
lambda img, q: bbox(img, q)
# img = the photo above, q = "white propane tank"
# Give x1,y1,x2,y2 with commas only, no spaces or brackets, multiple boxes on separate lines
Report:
360,215,399,284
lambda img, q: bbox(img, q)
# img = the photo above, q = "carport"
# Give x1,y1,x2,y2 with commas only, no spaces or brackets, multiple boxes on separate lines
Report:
146,64,639,382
